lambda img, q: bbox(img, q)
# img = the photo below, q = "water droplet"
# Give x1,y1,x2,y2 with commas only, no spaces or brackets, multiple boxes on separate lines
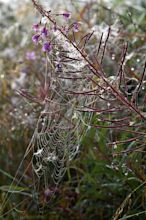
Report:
41,17,48,24
131,67,135,71
113,142,117,149
127,12,132,17
56,51,59,56
129,121,134,126
137,59,140,62
11,126,15,131
112,54,115,60
0,74,4,79
87,126,91,130
115,166,119,171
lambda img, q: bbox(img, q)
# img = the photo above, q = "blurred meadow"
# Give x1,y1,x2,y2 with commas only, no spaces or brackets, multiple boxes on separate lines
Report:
0,0,146,219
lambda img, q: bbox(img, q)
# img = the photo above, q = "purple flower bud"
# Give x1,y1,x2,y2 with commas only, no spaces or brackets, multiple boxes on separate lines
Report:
73,22,79,32
53,24,57,32
44,187,58,201
32,34,40,44
42,42,52,53
32,24,39,32
62,12,71,19
41,27,48,37
62,26,69,34
26,51,36,60
56,63,62,71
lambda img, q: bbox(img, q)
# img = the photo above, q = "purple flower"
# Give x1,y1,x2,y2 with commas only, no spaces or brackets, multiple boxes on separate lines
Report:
62,12,71,19
42,42,52,53
32,24,39,32
26,51,36,60
32,34,40,44
41,27,48,37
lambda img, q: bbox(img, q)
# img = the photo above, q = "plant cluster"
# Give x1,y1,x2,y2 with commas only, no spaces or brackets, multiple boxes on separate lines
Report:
0,0,146,219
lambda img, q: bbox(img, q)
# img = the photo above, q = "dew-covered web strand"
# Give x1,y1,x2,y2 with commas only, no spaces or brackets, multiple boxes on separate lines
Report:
32,115,83,181
31,128,80,209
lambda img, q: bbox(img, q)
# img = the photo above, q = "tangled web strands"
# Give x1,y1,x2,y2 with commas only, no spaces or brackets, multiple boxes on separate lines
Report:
30,43,95,188
30,54,94,188
0,0,146,217
29,0,100,190
31,71,92,187
32,111,82,187
30,0,146,189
